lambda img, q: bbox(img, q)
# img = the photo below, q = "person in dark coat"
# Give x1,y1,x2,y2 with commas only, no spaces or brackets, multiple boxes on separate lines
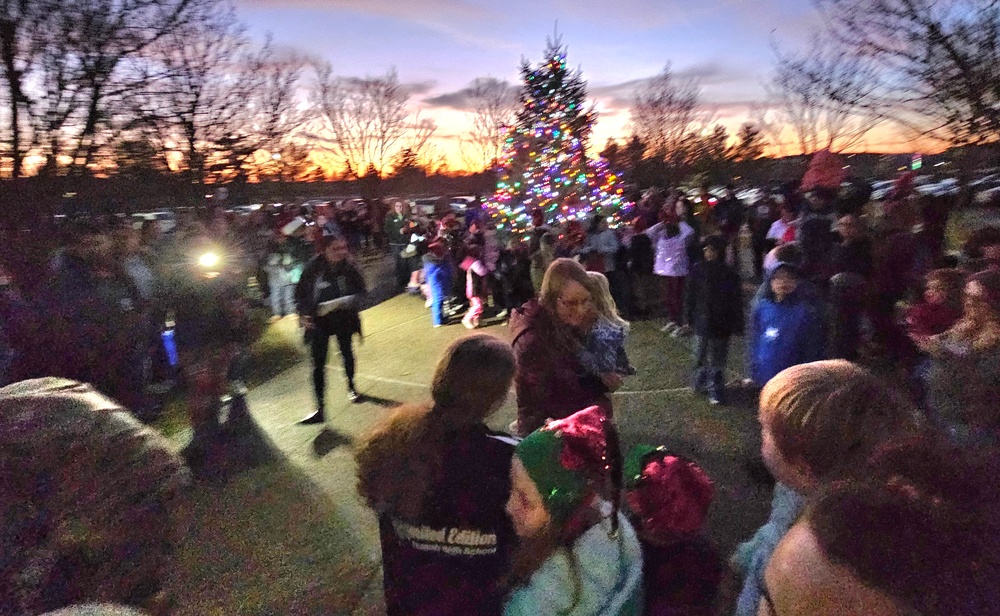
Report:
685,235,744,405
715,185,746,270
163,225,252,451
826,215,875,360
828,215,874,278
355,336,518,616
510,259,612,436
43,222,146,413
295,235,367,422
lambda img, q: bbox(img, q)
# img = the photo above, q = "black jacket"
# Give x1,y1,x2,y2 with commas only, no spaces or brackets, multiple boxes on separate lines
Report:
379,426,517,616
684,259,744,338
295,256,367,336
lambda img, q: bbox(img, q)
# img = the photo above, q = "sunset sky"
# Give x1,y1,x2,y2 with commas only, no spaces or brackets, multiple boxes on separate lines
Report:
235,0,929,171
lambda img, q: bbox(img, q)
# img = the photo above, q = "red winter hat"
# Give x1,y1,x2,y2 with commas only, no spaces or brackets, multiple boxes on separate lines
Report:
515,406,617,526
624,445,714,538
800,149,846,192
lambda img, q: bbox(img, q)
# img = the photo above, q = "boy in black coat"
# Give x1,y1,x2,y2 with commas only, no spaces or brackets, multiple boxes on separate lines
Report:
684,235,744,405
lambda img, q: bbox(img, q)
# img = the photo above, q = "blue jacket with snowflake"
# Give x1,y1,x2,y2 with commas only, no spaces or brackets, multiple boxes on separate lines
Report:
748,273,825,386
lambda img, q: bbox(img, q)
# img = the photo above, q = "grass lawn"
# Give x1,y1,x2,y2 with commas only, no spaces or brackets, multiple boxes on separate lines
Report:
159,294,772,615
154,309,305,440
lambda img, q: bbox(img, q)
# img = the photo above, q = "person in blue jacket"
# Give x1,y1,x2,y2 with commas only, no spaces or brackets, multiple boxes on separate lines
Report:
748,262,825,387
422,235,453,327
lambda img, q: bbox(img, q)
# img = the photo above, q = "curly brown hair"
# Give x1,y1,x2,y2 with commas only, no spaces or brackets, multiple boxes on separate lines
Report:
355,335,516,520
0,378,190,614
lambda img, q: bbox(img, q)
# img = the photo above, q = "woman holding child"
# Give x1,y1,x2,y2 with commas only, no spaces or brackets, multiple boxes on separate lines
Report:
510,259,629,436
920,268,1000,445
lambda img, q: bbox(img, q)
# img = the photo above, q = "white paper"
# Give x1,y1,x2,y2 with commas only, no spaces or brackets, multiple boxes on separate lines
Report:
316,295,355,316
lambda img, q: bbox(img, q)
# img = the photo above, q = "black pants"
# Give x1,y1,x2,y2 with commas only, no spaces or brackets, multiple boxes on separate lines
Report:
310,329,356,411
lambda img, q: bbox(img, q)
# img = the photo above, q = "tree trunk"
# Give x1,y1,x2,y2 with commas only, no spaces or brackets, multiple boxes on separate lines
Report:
73,82,103,172
0,19,25,178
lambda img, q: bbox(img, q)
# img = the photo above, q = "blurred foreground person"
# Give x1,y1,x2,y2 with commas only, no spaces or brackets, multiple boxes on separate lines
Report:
355,335,518,616
623,446,723,616
0,378,190,615
162,226,252,460
759,436,1000,616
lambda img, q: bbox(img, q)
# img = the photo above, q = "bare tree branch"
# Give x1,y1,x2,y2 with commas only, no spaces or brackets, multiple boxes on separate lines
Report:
314,65,414,177
768,35,885,154
814,0,1000,146
629,63,704,165
459,76,517,171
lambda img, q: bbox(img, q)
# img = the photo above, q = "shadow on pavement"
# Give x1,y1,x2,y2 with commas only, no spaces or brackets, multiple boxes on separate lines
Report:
313,427,354,457
358,394,401,409
170,406,380,614
182,396,283,483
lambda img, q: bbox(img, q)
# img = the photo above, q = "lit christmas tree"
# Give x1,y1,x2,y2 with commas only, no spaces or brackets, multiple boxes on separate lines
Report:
486,38,631,234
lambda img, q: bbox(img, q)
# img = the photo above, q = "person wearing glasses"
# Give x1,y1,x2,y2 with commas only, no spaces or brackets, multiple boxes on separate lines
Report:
509,259,617,436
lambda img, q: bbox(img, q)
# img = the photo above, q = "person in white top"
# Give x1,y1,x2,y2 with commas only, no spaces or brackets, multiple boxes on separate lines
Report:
644,212,695,334
766,204,798,246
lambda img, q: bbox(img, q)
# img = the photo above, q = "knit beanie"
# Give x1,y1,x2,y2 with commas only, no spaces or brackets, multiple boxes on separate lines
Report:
514,406,612,526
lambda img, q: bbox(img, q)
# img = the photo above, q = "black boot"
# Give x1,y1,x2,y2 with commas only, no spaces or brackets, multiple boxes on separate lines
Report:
299,408,325,425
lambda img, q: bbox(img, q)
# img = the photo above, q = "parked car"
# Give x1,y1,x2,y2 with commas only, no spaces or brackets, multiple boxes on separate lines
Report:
226,204,263,216
736,187,764,204
974,186,1000,207
410,196,441,217
448,195,478,211
132,211,177,233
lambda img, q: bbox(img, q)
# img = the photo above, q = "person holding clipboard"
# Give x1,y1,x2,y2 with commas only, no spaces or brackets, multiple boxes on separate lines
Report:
295,234,367,424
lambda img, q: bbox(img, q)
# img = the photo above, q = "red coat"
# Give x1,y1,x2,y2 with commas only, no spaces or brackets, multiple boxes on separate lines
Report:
509,299,610,435
906,301,961,339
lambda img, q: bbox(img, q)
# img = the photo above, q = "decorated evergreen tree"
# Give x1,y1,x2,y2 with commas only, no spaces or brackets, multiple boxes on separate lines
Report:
486,38,630,233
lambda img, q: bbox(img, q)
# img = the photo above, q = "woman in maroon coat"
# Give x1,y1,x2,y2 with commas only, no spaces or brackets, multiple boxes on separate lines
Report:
510,258,617,436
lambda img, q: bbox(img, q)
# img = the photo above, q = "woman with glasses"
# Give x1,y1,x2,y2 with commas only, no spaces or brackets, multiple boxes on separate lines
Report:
509,258,616,436
919,268,1000,446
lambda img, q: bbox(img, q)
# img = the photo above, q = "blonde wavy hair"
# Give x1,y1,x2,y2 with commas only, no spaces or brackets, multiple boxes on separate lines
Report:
759,360,921,481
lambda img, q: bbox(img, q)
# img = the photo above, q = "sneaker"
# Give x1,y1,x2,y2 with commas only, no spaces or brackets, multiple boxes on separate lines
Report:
425,298,433,308
708,396,722,406
660,322,678,333
298,410,325,425
671,325,691,338
347,388,361,403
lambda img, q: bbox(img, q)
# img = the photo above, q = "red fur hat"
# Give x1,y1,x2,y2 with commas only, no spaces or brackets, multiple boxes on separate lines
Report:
624,445,714,539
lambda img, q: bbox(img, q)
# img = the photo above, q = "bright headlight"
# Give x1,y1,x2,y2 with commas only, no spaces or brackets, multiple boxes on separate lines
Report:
198,252,220,268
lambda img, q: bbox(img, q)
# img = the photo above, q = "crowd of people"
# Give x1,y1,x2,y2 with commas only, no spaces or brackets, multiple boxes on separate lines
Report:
351,273,998,616
2,168,1000,615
